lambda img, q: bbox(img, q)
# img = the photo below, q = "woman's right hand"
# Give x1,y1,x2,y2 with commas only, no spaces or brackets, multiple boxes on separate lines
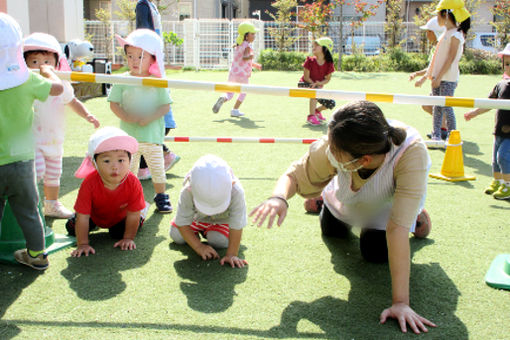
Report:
249,197,288,228
414,76,426,88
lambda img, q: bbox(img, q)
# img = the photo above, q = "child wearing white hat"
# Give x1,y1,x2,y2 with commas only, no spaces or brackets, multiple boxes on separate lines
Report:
108,29,173,213
69,127,147,257
464,43,510,200
23,32,100,220
170,155,248,268
0,13,64,270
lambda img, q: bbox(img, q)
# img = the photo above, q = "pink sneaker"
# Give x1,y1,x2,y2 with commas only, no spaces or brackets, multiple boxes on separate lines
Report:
164,151,181,171
137,167,151,180
307,114,321,126
315,109,326,122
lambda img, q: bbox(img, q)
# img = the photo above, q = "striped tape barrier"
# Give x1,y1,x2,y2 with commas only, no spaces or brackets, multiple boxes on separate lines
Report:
51,70,510,110
164,136,318,144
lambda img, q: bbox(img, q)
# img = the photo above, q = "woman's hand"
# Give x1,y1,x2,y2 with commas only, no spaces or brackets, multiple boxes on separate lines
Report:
414,76,427,88
431,77,441,89
380,302,437,334
409,72,417,81
220,255,248,268
249,197,288,228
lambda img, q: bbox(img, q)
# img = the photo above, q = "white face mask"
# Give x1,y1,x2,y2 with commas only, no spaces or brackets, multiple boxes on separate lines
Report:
327,146,363,173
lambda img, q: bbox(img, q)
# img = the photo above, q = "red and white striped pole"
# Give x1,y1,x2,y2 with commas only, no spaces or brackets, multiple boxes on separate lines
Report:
165,136,319,144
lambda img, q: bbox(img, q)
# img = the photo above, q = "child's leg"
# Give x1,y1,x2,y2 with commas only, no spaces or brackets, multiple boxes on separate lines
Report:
204,224,230,248
497,137,510,181
129,150,142,176
233,98,244,109
35,148,45,182
439,81,457,133
42,153,62,200
309,98,317,116
142,143,166,193
170,221,202,244
108,219,127,239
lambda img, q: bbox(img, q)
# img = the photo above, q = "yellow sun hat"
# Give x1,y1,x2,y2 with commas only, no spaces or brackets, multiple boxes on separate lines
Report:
236,22,259,45
435,0,471,23
315,37,334,54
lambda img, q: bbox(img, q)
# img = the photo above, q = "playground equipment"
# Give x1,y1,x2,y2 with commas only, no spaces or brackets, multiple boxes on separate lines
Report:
485,254,510,290
429,130,476,182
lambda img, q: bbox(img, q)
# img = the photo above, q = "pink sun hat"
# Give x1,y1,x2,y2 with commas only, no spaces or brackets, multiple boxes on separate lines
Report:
75,127,138,178
23,32,71,71
116,29,165,78
0,13,29,90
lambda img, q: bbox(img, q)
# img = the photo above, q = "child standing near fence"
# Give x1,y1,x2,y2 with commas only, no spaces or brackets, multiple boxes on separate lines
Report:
464,44,510,200
298,37,336,126
23,32,100,219
212,22,262,117
414,0,471,147
108,29,172,213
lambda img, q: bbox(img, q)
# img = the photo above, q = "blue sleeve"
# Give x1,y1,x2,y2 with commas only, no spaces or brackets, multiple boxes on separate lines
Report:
136,1,154,30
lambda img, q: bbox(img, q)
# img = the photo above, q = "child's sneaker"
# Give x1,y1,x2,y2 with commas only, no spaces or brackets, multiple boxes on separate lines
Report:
484,179,501,195
44,200,74,219
164,151,181,171
212,96,226,113
493,182,510,200
14,249,49,270
315,109,326,122
425,137,445,149
154,193,173,213
137,167,152,180
230,109,245,117
307,114,321,126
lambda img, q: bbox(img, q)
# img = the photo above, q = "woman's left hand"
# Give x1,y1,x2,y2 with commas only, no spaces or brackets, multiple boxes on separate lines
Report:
380,302,437,334
431,78,441,89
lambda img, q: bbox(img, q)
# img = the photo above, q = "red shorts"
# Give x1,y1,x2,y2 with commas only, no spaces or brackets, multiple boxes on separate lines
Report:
172,220,229,238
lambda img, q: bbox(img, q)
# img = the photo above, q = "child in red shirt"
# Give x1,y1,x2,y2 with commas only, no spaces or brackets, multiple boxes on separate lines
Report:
298,37,336,126
67,127,147,257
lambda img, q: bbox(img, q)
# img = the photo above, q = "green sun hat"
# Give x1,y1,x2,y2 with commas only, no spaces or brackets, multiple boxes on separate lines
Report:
485,254,510,290
315,37,334,54
236,22,259,45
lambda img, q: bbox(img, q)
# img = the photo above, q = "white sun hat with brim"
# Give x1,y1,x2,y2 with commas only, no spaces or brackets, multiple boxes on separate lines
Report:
497,43,510,58
116,29,165,78
189,154,234,216
75,126,139,178
23,32,71,71
0,13,29,90
419,17,445,39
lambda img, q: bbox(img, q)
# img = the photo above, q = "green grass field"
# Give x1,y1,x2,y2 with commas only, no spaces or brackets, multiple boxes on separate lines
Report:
0,70,509,339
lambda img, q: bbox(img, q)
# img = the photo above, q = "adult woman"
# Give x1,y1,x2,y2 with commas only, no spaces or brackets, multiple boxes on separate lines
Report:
251,101,436,334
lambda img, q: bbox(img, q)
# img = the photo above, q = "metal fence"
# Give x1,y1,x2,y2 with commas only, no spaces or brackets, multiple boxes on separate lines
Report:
85,19,427,70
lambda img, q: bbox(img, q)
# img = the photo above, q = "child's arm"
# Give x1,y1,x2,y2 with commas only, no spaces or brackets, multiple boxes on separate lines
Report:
464,108,491,121
409,69,427,81
303,68,314,85
242,46,254,61
314,73,332,87
71,213,96,257
220,229,247,268
68,98,100,128
431,37,460,89
177,225,220,260
113,210,140,251
40,65,63,96
110,102,140,124
137,103,170,126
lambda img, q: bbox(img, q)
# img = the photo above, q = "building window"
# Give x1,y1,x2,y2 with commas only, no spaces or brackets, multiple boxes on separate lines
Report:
179,3,191,20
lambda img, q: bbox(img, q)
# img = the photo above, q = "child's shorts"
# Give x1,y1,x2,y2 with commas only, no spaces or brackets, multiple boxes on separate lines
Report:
171,220,229,238
65,215,145,239
297,82,336,109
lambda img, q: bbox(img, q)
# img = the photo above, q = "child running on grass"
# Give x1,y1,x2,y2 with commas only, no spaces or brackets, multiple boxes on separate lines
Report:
23,32,100,219
108,29,172,213
212,22,262,118
464,43,510,200
68,127,147,257
298,37,336,126
0,13,63,270
170,155,247,268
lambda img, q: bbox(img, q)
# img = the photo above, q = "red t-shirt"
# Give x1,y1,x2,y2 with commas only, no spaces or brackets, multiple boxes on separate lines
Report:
300,56,335,83
74,171,145,228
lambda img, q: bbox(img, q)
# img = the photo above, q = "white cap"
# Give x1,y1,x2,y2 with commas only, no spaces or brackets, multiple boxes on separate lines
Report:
419,17,444,39
23,32,71,71
116,29,165,78
497,43,510,58
0,13,29,90
190,155,234,216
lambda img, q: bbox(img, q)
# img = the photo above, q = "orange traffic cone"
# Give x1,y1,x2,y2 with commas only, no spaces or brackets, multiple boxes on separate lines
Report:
429,130,476,182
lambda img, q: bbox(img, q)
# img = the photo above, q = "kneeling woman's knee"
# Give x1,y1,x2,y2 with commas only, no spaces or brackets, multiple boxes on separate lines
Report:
169,226,186,244
205,230,229,249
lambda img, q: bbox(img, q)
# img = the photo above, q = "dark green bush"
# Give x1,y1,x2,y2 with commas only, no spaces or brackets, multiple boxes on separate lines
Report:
258,49,307,71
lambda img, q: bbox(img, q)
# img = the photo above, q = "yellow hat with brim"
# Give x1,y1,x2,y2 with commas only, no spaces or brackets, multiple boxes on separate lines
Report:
236,22,259,45
315,37,334,54
435,0,471,23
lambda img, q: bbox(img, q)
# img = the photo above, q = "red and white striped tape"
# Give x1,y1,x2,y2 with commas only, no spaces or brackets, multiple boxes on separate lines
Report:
165,136,318,144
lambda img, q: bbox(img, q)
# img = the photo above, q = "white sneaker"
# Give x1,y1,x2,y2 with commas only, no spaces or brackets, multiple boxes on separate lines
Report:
44,200,74,219
212,96,226,113
230,109,245,117
425,138,445,149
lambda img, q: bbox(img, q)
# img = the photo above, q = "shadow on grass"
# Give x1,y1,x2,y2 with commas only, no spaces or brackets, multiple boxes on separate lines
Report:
60,212,165,301
268,235,468,339
212,117,265,129
170,242,248,313
301,123,328,133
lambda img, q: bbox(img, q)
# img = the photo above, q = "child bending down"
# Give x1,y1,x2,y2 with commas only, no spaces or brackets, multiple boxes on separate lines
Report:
170,154,247,268
69,127,147,257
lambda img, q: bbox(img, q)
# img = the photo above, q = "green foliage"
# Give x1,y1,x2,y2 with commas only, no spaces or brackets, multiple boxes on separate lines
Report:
384,0,404,49
460,48,501,74
266,0,298,52
258,49,307,71
162,31,183,47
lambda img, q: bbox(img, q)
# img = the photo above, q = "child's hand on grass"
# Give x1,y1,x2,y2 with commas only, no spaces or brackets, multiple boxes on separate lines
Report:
71,244,96,257
114,238,136,251
220,255,247,268
197,244,219,261
380,302,436,334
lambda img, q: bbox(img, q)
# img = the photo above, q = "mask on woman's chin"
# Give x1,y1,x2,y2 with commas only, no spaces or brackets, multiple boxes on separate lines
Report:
326,146,363,173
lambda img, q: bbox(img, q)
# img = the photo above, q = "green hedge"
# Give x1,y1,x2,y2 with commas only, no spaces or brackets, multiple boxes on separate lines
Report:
258,48,501,75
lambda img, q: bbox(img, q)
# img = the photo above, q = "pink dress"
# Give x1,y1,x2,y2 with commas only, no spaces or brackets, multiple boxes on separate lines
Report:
228,41,253,83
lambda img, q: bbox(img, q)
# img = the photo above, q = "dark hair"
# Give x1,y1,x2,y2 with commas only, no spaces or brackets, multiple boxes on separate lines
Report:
23,50,58,67
439,9,470,35
94,151,132,161
328,101,406,158
323,46,333,64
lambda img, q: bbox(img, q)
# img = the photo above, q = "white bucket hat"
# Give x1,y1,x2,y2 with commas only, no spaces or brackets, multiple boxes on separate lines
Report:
23,32,71,71
116,29,165,78
75,127,138,178
189,155,234,216
0,13,29,90
419,17,445,39
497,43,510,58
